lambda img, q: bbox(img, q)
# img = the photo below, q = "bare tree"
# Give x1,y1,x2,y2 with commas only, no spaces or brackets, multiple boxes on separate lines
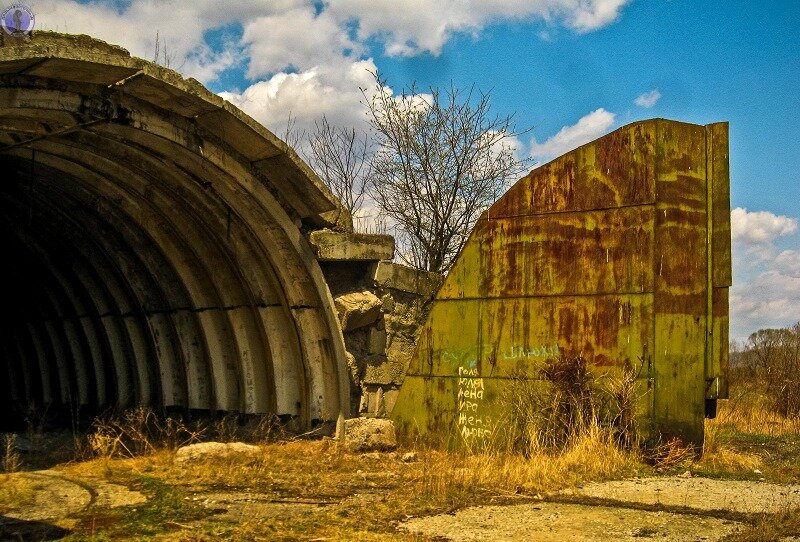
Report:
306,115,371,218
152,31,174,68
744,324,800,417
281,111,304,150
364,73,525,274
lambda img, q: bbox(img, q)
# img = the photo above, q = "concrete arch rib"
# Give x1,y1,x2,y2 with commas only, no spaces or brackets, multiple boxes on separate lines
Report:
0,32,349,430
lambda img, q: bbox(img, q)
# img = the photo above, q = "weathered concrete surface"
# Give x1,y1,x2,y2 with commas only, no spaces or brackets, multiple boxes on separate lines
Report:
342,417,397,452
0,470,145,521
0,32,350,428
309,230,395,261
404,475,800,541
334,290,383,331
401,502,742,541
564,476,800,514
373,261,442,295
6,469,793,540
391,119,731,448
319,257,438,418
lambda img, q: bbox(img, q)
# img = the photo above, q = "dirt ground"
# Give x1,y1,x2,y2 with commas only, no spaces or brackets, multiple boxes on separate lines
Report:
3,468,799,541
403,476,800,541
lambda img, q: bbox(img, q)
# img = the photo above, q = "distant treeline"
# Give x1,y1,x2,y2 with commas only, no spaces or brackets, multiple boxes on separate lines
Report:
730,322,800,418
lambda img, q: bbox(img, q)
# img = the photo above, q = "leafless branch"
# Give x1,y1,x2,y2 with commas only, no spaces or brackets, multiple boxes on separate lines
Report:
363,72,526,274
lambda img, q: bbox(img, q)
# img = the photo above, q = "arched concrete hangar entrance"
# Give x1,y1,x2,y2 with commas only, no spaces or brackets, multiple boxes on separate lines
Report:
0,33,350,430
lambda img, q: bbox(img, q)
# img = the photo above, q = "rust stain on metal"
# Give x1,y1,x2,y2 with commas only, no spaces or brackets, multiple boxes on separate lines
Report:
391,119,731,448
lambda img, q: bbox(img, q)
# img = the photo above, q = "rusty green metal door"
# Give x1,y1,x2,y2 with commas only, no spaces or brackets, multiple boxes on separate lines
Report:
390,119,731,449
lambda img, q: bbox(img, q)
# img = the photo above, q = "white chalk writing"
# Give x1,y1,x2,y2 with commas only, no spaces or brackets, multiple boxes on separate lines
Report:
502,344,560,360
456,366,492,443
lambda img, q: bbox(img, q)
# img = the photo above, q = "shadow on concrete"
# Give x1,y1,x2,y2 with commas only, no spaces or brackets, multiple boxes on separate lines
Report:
0,516,70,541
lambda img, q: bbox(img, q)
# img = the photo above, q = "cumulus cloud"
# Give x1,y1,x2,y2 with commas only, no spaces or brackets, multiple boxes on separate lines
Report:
731,207,798,245
634,89,661,108
35,0,272,82
35,0,633,132
729,207,800,339
329,0,631,56
730,269,800,340
775,250,800,276
529,108,616,162
220,60,380,136
241,8,361,78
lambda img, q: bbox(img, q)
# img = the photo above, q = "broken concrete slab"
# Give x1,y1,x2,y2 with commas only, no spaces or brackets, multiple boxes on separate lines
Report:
342,417,397,452
309,230,395,261
334,290,382,331
373,261,441,295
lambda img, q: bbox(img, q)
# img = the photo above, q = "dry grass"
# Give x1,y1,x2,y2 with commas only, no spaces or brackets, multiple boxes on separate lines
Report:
502,355,644,456
417,426,644,506
53,429,645,540
0,474,36,513
690,383,800,487
696,419,762,474
2,433,22,473
3,375,798,540
716,381,800,436
32,364,649,541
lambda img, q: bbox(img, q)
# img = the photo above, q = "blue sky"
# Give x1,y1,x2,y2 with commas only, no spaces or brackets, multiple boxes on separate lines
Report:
37,0,800,340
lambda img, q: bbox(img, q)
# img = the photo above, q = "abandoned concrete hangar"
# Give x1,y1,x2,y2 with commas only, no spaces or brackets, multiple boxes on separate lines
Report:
0,32,730,446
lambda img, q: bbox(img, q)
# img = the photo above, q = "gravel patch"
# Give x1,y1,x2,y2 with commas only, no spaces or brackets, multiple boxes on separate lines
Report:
402,502,743,541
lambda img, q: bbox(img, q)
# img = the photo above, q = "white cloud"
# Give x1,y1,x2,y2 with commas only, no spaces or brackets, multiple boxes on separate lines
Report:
775,250,800,276
529,108,616,162
37,0,631,85
729,208,800,339
329,0,631,56
634,89,661,108
731,269,800,340
35,0,632,131
35,0,271,82
219,59,380,137
566,0,631,32
731,207,798,245
241,8,360,78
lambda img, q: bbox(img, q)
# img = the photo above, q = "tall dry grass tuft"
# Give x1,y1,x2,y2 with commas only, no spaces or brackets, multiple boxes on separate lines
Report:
697,418,761,473
421,354,647,505
714,381,800,436
503,355,600,455
415,427,642,506
83,408,290,460
2,434,22,474
600,358,645,449
501,354,643,456
87,408,205,458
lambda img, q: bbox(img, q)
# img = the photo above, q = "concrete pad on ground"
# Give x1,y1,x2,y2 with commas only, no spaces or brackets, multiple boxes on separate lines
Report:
401,501,743,541
564,476,800,514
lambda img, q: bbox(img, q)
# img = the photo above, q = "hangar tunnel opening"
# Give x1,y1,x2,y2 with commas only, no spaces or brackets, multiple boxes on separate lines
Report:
0,153,205,430
0,32,351,432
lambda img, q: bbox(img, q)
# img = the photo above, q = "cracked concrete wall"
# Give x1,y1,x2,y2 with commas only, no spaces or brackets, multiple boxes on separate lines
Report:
313,243,441,418
0,32,350,430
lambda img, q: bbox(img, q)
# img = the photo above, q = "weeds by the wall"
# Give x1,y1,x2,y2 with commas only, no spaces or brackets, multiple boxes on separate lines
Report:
599,358,645,449
501,354,644,457
86,408,205,458
83,408,290,459
415,426,644,508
